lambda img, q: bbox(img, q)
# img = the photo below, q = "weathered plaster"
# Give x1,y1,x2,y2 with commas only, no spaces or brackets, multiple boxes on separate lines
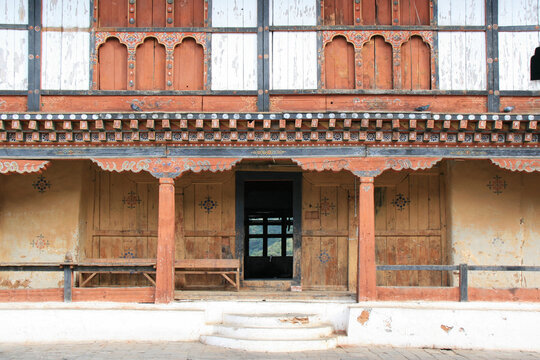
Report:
0,161,86,289
447,160,540,288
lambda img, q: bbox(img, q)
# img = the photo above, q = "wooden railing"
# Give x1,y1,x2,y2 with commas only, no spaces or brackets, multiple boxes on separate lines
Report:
377,264,540,301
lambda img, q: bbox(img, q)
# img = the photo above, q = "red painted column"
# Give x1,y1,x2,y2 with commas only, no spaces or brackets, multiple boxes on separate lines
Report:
155,177,175,304
357,176,376,302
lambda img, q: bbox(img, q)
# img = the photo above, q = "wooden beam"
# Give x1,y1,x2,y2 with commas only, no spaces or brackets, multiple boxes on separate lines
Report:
155,177,176,304
357,177,376,302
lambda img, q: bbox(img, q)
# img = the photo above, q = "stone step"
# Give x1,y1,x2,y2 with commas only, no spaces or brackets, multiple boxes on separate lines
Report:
222,313,322,328
213,323,334,340
201,334,338,352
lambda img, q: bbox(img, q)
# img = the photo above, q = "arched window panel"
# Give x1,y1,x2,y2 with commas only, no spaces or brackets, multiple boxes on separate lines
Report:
98,38,128,90
362,0,391,25
136,0,166,27
400,0,429,25
324,36,355,89
136,38,166,90
173,38,204,90
323,0,353,25
175,0,205,27
360,36,392,89
401,36,431,90
99,0,128,27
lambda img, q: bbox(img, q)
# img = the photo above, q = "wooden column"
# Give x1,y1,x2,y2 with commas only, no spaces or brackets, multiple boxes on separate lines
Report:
357,176,376,302
155,177,175,304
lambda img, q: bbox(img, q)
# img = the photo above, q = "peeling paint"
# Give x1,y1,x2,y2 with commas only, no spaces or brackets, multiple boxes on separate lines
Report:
357,309,371,325
384,317,392,333
279,316,309,325
441,324,453,333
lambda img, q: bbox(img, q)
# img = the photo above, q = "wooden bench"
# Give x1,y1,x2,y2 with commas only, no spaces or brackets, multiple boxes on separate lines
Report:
77,258,157,287
175,259,240,291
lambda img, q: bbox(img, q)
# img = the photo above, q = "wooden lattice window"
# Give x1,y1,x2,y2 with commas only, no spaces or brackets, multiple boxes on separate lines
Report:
98,38,128,90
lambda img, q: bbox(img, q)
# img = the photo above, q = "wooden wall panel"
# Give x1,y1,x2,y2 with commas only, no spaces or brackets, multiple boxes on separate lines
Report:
401,36,431,90
88,169,159,286
175,0,205,27
270,32,317,90
136,0,166,27
0,0,28,24
43,0,91,28
324,36,355,89
98,38,128,90
400,0,429,25
174,38,204,90
374,169,447,287
175,173,235,288
438,0,484,26
301,172,353,290
438,32,486,90
211,34,257,90
361,36,392,89
362,0,391,25
271,0,316,26
98,0,128,27
136,38,166,90
0,30,27,90
42,32,90,90
323,0,353,25
212,0,257,27
499,0,540,26
499,32,540,91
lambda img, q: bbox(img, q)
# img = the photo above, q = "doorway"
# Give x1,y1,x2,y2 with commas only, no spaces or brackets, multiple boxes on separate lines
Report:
236,172,302,282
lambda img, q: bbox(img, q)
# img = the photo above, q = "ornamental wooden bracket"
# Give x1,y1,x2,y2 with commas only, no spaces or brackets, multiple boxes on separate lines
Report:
490,158,540,172
91,158,241,178
291,157,442,177
0,160,50,174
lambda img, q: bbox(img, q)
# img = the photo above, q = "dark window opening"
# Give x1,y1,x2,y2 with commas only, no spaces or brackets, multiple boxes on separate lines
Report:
531,47,540,81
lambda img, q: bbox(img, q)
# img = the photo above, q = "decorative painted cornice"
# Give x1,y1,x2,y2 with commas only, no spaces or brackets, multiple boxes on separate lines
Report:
91,157,241,178
490,158,540,172
292,157,442,177
0,160,50,174
0,112,537,146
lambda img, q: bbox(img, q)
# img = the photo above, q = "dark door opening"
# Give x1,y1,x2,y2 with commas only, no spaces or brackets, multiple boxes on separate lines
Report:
244,181,293,279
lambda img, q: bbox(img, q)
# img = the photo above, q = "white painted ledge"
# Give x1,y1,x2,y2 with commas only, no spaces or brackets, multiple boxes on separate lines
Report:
345,301,540,351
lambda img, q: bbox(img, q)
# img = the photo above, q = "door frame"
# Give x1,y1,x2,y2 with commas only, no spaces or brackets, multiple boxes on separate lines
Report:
235,171,302,285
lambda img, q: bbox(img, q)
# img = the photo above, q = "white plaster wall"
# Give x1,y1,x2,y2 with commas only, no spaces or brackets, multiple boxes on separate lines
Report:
0,161,86,289
447,160,540,288
347,302,540,351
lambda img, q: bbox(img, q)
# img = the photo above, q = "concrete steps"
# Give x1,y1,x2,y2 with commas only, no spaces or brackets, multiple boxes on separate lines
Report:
200,313,338,352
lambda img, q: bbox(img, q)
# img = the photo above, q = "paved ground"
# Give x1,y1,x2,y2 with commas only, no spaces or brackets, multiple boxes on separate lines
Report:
0,342,538,360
